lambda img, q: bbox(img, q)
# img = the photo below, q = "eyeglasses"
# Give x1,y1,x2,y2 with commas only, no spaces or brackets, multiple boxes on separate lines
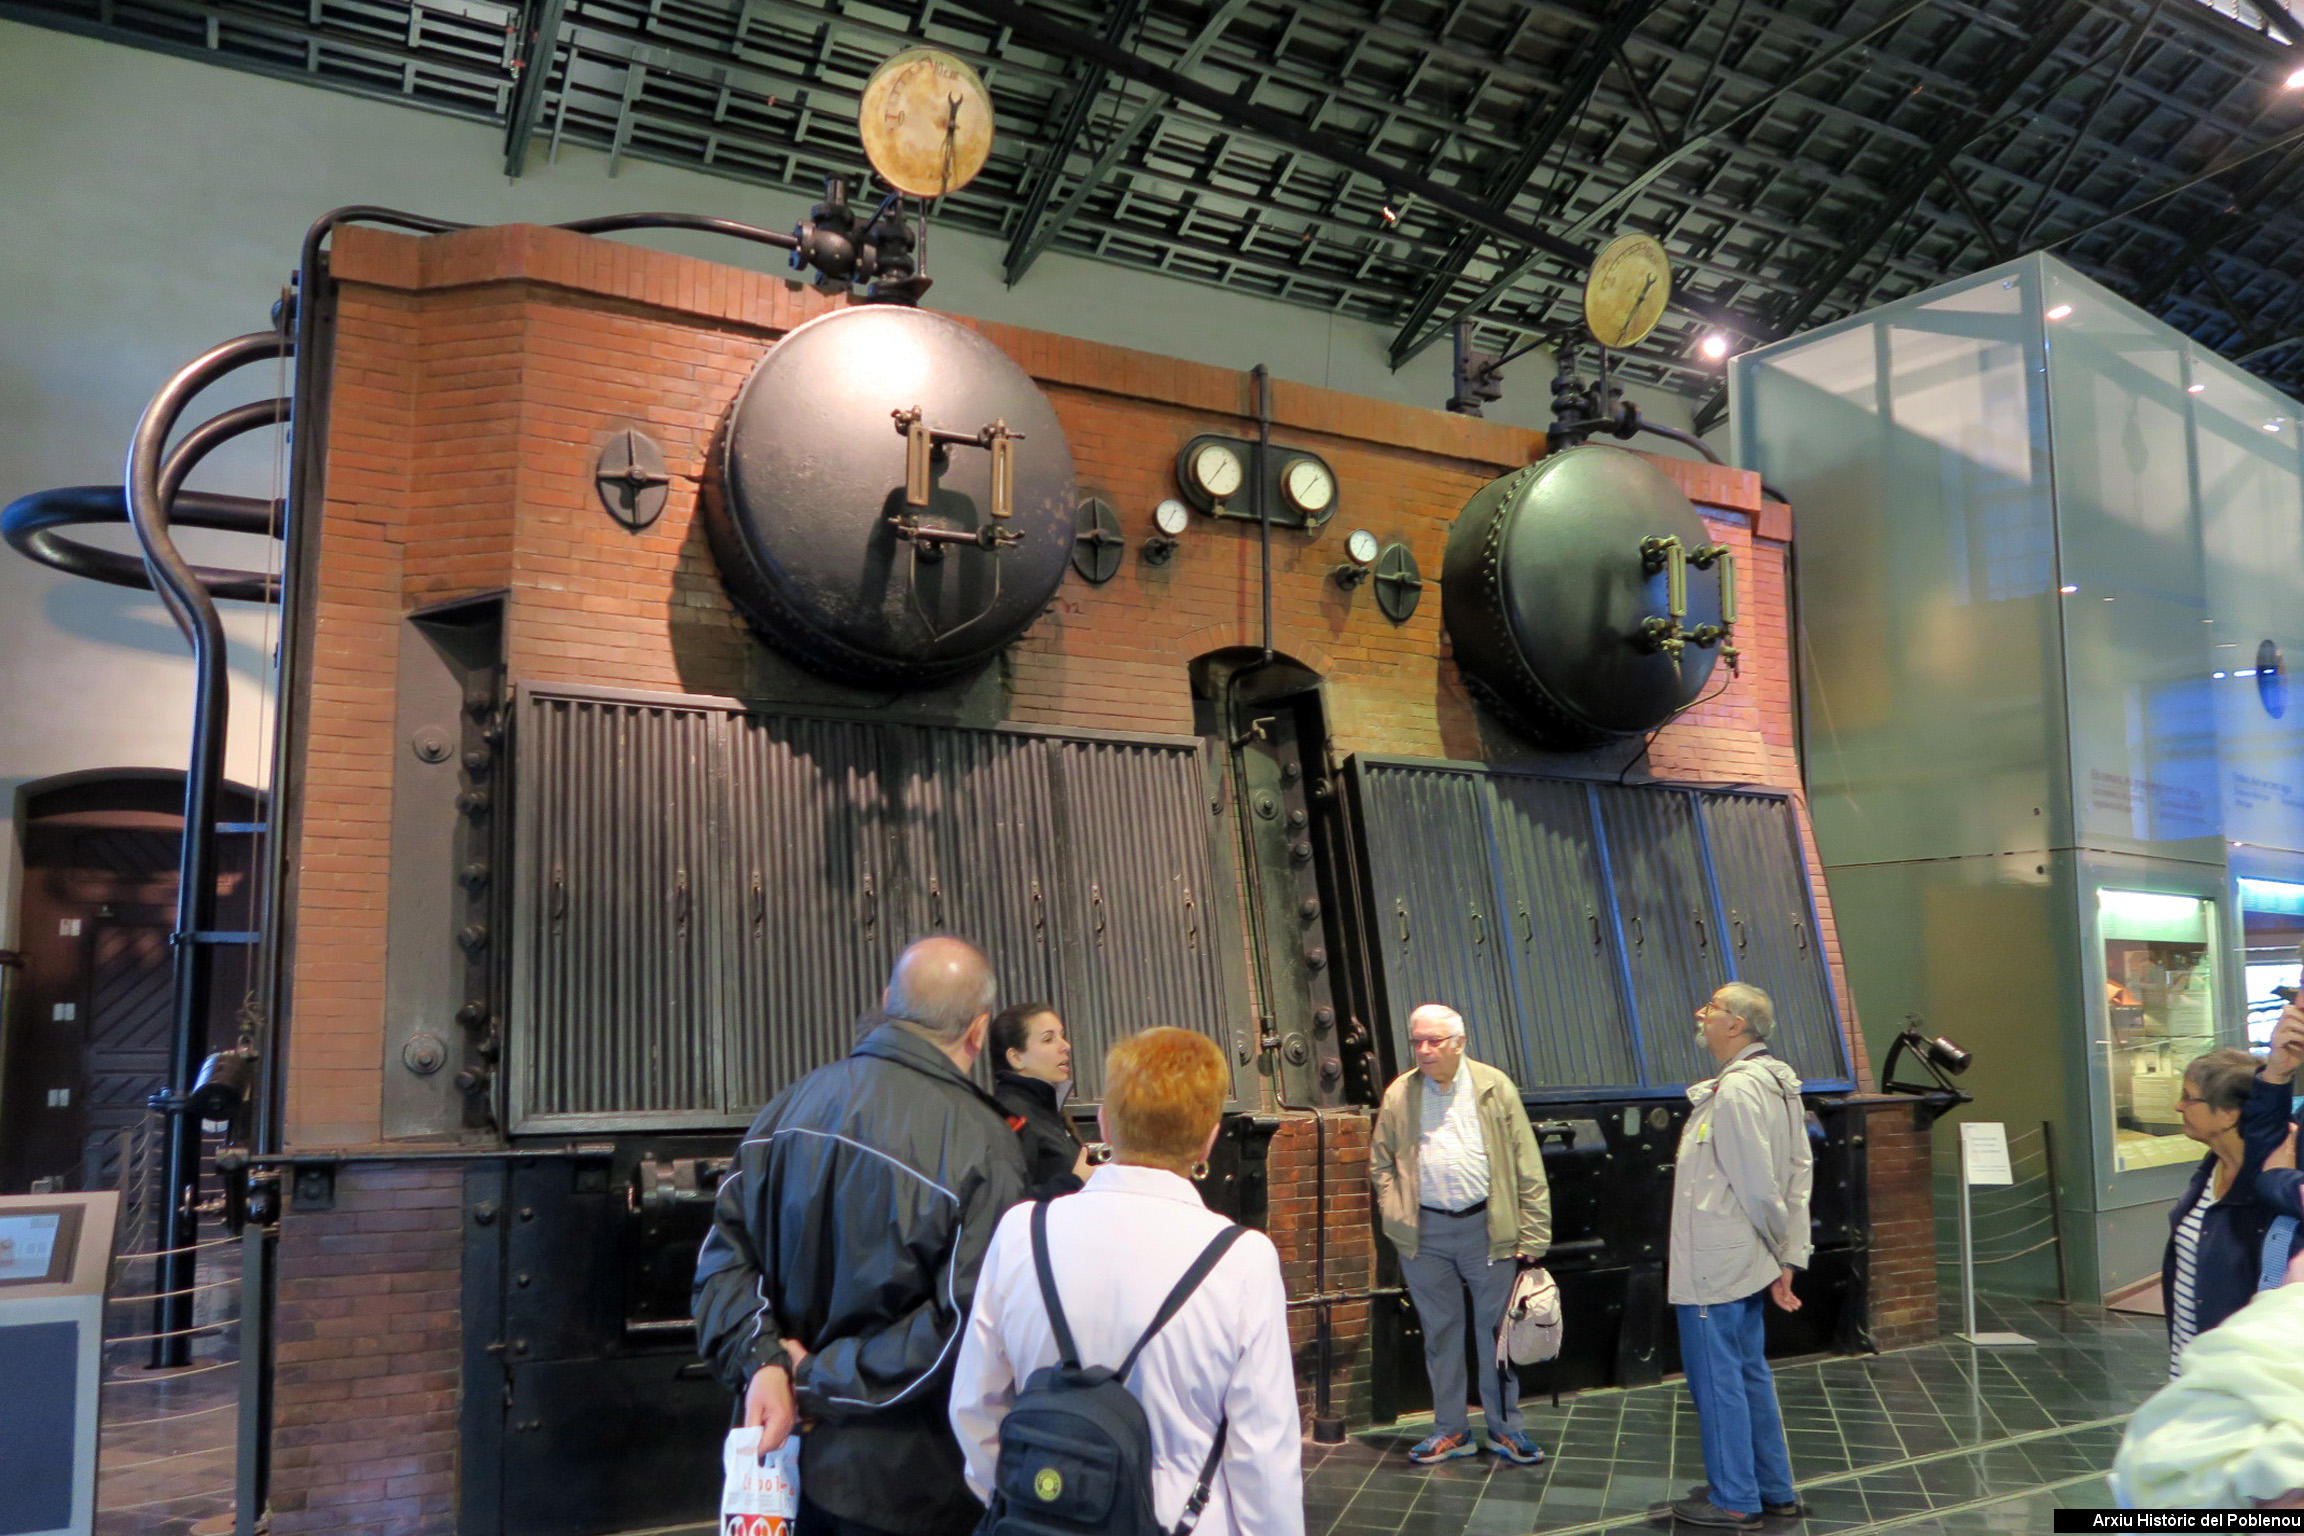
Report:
1409,1036,1458,1049
2176,1094,2208,1107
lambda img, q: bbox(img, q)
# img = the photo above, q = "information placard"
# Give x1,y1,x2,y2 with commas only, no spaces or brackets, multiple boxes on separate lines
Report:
1960,1121,2014,1186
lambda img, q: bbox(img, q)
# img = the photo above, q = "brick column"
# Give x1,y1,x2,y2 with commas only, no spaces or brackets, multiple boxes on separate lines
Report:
268,1164,463,1536
1863,1102,1941,1349
1267,1111,1377,1428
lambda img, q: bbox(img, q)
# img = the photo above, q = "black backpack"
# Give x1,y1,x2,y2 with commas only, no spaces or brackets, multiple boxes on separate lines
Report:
975,1199,1247,1536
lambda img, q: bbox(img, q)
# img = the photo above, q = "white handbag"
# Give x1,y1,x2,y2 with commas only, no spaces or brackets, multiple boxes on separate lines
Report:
1496,1264,1563,1366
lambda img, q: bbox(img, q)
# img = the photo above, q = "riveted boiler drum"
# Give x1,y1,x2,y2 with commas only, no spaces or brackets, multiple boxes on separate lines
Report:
1440,444,1722,746
706,305,1076,687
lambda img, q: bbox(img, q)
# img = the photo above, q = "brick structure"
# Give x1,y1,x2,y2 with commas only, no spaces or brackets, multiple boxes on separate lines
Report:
269,1164,462,1536
1861,1102,1942,1350
263,223,1926,1532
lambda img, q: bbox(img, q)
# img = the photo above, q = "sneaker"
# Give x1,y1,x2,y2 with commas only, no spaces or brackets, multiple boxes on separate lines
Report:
1670,1497,1763,1530
1688,1485,1804,1519
1407,1430,1479,1464
1488,1428,1544,1465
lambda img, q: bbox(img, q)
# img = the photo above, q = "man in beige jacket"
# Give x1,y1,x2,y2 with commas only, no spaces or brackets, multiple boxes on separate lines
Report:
1370,1003,1551,1466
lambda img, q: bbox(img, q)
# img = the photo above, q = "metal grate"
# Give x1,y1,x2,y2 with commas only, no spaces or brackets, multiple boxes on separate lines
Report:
510,684,1244,1130
1349,755,1852,1094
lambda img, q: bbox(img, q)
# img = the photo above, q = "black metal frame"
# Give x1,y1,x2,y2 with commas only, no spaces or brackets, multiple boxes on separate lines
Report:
9,0,2300,408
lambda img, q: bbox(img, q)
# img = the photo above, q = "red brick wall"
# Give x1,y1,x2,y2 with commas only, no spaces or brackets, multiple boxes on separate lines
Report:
269,1164,462,1536
1268,1112,1377,1428
268,223,1916,1514
1863,1102,1940,1349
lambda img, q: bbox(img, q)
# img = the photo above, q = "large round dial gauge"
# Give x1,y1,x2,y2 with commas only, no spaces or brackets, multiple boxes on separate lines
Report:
1190,441,1245,501
1153,498,1191,536
1345,528,1380,566
1584,233,1673,350
1282,457,1337,517
858,48,995,198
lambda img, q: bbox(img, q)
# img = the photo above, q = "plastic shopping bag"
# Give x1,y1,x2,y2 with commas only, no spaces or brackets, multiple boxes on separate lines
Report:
720,1426,801,1536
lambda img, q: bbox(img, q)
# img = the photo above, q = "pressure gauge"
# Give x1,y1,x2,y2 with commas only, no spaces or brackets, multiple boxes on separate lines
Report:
1282,456,1337,518
1189,441,1245,502
1345,528,1379,565
1153,498,1191,537
1584,233,1672,350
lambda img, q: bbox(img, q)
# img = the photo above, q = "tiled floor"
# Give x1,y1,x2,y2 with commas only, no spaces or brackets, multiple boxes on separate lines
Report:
1304,1296,2166,1535
92,1290,2166,1535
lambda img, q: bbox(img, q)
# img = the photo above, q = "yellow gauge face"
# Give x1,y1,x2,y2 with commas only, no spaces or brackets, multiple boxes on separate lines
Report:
858,48,995,198
1584,233,1672,350
1282,456,1336,515
1191,442,1244,501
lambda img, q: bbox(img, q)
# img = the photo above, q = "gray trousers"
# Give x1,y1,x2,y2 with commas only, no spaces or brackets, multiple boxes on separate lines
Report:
1399,1205,1522,1438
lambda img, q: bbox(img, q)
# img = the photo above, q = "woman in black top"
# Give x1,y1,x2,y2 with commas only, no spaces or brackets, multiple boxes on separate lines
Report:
990,1002,1092,1197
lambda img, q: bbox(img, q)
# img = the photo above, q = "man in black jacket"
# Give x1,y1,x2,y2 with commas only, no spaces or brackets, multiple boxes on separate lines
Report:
695,936,1028,1536
988,1001,1090,1197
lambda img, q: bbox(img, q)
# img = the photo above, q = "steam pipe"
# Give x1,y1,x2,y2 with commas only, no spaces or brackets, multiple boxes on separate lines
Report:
124,329,291,1368
4,486,282,600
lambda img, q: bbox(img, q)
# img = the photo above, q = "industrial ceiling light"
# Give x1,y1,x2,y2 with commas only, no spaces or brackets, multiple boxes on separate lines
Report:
2188,382,2207,394
2286,63,2304,90
1699,332,1730,361
2046,303,2074,320
1379,189,1402,226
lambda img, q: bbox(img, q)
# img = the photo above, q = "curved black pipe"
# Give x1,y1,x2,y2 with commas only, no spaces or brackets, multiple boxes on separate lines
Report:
125,329,291,1369
556,210,801,253
5,486,281,600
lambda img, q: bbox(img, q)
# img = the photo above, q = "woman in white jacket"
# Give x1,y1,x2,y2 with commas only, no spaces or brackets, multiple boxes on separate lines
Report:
949,1027,1304,1536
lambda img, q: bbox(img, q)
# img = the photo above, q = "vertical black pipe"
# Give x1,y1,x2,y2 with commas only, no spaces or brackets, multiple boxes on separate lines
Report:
125,330,288,1366
1253,363,1272,660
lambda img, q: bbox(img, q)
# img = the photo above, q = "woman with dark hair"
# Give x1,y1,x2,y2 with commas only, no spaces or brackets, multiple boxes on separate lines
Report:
951,1027,1303,1536
989,1002,1091,1197
2160,1034,2299,1377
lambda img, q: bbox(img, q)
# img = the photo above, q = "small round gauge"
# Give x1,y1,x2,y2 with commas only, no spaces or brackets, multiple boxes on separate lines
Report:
1345,528,1380,566
1190,442,1245,501
1282,457,1337,517
1153,498,1191,536
1584,233,1673,350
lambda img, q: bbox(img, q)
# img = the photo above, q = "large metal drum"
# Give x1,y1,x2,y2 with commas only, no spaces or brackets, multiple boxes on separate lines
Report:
706,305,1076,687
1441,444,1724,746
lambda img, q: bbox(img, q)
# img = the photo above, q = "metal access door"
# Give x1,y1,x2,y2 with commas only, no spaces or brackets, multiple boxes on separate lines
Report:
1345,756,1849,1094
510,685,1248,1131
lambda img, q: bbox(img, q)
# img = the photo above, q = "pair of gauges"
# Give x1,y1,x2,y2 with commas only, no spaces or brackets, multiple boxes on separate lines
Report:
1171,436,1339,527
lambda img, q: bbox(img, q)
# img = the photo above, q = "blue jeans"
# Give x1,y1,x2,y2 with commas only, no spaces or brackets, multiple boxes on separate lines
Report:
1676,1290,1795,1515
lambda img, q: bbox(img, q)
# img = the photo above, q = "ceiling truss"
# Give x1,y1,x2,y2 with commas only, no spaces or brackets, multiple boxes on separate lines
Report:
9,0,2301,408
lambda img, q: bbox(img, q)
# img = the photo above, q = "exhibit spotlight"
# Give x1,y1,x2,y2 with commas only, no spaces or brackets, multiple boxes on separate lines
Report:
1700,332,1730,361
2286,63,2304,90
1881,1014,1975,1125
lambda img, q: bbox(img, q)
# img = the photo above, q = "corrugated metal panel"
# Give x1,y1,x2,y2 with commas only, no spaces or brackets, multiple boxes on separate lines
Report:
1487,775,1639,1090
720,712,897,1113
513,693,724,1129
1697,792,1851,1085
1591,784,1730,1087
1350,763,1522,1080
1047,737,1235,1098
881,725,1068,1059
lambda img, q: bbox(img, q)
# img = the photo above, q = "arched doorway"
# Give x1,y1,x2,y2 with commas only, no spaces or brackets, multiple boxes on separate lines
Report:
2,771,262,1193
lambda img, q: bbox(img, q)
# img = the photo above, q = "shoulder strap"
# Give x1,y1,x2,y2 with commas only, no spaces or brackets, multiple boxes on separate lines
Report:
1029,1199,1082,1371
1116,1223,1246,1381
1169,1416,1229,1536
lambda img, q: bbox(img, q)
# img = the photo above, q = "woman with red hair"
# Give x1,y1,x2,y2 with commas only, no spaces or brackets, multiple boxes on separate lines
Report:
950,1028,1303,1536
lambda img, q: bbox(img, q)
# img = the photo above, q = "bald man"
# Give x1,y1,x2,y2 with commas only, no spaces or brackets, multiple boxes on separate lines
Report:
695,937,1029,1536
1370,1003,1552,1467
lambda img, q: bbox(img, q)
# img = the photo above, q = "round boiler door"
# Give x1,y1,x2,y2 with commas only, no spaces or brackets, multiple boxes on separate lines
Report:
707,305,1077,687
1440,443,1721,745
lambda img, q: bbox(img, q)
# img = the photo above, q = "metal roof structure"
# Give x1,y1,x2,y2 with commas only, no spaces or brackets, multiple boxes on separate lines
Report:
13,0,2303,422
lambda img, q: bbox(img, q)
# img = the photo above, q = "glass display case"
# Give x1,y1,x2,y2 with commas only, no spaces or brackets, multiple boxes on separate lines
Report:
2097,889,2218,1172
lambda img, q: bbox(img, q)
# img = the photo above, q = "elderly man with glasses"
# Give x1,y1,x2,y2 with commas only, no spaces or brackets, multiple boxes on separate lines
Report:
1369,1003,1552,1467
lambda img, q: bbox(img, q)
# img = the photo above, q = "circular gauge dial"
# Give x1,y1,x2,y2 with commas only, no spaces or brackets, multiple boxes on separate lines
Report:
1191,442,1245,501
858,48,995,198
1584,233,1673,350
1283,457,1337,516
1346,528,1380,566
1153,498,1191,536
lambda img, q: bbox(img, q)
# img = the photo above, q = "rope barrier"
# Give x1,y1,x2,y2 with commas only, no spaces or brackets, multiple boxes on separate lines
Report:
106,1401,235,1429
113,1237,235,1262
105,1321,231,1346
108,1277,239,1305
105,1358,236,1382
